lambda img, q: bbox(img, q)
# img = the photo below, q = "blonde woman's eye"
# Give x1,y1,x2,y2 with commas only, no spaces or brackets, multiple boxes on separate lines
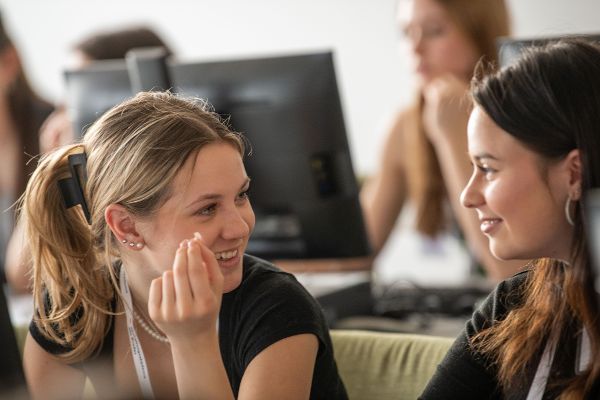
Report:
237,190,250,202
197,204,217,216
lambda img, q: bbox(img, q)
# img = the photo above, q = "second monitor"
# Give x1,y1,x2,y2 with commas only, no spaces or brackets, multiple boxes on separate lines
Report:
64,51,371,260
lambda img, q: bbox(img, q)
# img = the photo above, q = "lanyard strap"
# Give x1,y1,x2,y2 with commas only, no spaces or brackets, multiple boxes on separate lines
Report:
527,328,591,400
577,328,591,374
526,336,557,400
119,267,155,400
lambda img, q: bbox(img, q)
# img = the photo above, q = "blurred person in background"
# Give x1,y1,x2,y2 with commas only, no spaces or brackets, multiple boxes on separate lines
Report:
361,0,525,282
0,11,53,287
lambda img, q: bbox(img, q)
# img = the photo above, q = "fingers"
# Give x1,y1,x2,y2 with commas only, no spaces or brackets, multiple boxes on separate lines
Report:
149,234,223,313
145,234,224,338
148,276,162,321
161,269,175,313
194,233,224,294
186,238,211,299
173,241,193,305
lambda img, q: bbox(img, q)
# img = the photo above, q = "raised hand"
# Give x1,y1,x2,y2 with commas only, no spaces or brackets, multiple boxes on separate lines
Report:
148,232,224,343
422,73,472,150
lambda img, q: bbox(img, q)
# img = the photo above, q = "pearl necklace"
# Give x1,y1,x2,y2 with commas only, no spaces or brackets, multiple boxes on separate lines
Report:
132,306,170,344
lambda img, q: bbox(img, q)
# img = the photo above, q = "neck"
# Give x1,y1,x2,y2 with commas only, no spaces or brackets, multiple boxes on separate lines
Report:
121,260,152,311
120,260,170,344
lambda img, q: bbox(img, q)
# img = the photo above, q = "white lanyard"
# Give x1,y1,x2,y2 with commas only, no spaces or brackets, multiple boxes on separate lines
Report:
526,336,557,400
526,328,591,400
119,267,155,400
577,328,591,374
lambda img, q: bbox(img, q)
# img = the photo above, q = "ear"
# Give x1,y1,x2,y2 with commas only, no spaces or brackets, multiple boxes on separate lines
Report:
563,149,582,200
105,204,145,249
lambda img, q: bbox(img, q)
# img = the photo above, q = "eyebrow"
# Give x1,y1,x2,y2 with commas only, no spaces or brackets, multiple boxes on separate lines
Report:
185,177,251,209
473,153,499,162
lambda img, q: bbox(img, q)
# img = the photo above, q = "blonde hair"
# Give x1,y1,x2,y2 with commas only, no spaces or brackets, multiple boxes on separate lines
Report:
405,0,510,236
22,91,244,362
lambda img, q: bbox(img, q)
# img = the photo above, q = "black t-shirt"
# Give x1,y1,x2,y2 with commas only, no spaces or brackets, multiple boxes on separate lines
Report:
419,270,600,399
30,254,348,399
419,272,528,400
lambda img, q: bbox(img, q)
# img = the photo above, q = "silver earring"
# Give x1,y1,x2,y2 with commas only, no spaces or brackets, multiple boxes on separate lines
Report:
565,195,575,226
121,239,127,244
135,242,144,249
129,242,135,247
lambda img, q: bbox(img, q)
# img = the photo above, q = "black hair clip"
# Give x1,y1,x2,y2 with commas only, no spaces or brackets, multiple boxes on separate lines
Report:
58,153,91,225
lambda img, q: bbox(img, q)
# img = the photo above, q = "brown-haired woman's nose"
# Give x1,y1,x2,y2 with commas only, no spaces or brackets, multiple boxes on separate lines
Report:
460,174,483,209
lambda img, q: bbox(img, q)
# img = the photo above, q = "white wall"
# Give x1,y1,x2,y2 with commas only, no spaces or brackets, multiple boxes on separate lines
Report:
1,0,599,176
2,0,599,283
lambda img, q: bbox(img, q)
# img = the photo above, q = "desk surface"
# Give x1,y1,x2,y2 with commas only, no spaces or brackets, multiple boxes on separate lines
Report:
274,256,373,274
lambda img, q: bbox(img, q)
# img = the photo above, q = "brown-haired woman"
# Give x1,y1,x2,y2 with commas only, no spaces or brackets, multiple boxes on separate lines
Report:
0,12,53,286
361,0,524,281
421,38,600,398
22,91,347,399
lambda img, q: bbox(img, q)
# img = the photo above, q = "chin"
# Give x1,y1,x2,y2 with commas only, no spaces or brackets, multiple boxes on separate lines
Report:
489,243,515,262
222,270,243,293
490,243,529,263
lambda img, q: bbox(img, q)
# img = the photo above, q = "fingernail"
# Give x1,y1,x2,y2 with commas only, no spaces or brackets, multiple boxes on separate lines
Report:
194,232,202,240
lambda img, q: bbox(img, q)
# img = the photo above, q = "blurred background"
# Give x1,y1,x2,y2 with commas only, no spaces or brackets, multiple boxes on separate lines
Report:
1,0,599,298
1,0,599,177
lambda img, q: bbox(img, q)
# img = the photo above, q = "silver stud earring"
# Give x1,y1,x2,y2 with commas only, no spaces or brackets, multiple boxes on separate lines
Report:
129,242,135,247
121,239,127,244
135,242,144,249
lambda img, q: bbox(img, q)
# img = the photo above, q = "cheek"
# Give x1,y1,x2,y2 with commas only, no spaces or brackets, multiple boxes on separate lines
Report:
244,205,256,233
434,37,477,72
486,176,553,228
482,182,509,213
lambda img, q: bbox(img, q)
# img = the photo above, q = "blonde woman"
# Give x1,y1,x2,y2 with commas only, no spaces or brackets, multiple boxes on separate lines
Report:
21,92,347,399
362,0,524,281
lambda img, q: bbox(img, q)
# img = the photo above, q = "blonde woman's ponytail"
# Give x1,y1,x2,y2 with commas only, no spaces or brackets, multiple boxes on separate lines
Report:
23,144,113,362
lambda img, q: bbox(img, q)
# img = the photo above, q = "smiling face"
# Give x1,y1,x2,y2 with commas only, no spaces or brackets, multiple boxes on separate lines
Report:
135,142,255,293
460,106,574,262
398,0,479,83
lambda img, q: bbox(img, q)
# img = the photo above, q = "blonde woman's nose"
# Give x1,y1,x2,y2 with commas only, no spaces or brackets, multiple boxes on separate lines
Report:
221,209,250,240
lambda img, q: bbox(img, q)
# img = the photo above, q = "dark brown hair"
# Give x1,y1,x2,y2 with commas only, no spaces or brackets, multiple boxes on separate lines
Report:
471,39,600,398
73,26,173,61
0,14,52,197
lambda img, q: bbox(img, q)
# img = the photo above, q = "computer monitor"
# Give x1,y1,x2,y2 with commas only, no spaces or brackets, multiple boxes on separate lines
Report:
64,51,371,260
496,33,600,67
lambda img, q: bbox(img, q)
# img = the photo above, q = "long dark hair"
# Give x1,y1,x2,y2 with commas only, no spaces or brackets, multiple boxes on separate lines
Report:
471,39,600,398
0,15,52,198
